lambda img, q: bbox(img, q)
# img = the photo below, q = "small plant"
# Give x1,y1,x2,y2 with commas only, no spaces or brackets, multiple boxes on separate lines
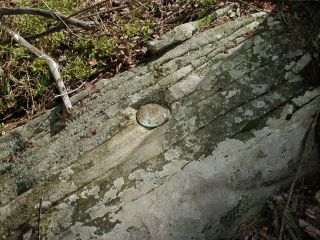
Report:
92,37,118,59
196,14,214,30
63,57,93,82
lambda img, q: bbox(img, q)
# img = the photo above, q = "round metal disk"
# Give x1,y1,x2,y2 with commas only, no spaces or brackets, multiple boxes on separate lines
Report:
136,103,170,128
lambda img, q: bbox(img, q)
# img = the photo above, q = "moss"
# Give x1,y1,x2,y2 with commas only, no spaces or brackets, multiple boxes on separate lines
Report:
152,66,170,79
124,20,153,42
63,57,93,82
92,37,118,59
196,15,214,30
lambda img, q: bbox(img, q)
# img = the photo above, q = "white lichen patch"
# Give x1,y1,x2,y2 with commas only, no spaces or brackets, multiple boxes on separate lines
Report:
292,53,312,73
284,61,296,70
229,68,246,80
164,147,182,161
268,92,282,101
158,65,194,87
244,109,254,117
234,117,243,123
59,167,74,182
165,74,202,103
87,186,100,199
122,107,136,118
71,222,98,240
67,194,79,205
284,71,295,80
88,202,120,220
266,104,295,128
174,106,186,121
226,89,240,99
286,49,304,59
253,101,266,108
250,84,269,94
289,75,303,83
292,89,320,107
113,177,124,191
80,187,89,199
104,187,118,200
34,201,51,211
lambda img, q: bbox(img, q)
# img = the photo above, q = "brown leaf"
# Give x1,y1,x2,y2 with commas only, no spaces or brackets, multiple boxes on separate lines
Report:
89,58,98,66
9,154,17,163
91,128,97,136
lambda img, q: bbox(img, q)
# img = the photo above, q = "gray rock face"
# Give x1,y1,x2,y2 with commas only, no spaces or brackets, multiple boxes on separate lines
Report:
0,9,319,240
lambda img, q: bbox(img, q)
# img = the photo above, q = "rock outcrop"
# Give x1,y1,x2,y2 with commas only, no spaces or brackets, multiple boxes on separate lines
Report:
0,7,319,239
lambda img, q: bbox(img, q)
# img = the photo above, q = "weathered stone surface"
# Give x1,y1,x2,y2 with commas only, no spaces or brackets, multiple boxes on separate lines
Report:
0,9,319,240
147,3,237,53
136,103,170,128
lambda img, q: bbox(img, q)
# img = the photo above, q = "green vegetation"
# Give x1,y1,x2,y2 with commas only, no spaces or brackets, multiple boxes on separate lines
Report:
0,0,217,125
196,14,214,30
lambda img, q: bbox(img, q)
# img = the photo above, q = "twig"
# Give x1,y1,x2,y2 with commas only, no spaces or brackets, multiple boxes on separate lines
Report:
38,0,84,40
0,20,73,112
79,5,127,19
37,197,43,240
24,3,124,41
25,25,64,41
54,82,86,98
278,112,319,240
71,0,108,18
235,0,268,12
0,7,96,29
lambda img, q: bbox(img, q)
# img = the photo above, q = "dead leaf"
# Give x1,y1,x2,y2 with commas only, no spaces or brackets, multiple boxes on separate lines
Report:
9,154,17,163
89,58,98,66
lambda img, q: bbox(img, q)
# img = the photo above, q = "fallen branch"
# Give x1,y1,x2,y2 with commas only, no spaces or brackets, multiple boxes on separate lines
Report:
0,7,96,30
25,25,64,41
24,3,125,41
0,20,73,112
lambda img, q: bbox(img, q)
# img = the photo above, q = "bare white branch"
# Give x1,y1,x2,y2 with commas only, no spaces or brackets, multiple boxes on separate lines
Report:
0,20,73,111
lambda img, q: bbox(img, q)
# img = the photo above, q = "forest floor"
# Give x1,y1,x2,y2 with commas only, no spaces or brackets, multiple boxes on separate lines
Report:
0,1,319,239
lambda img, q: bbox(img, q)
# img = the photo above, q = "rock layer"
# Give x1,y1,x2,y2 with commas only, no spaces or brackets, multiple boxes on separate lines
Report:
0,9,319,240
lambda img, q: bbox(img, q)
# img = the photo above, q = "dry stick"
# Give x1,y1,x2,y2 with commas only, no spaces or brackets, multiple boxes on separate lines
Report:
54,82,86,98
0,7,96,29
38,0,84,40
278,112,319,240
25,25,64,41
25,3,123,41
0,20,73,111
37,197,43,240
79,5,127,19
